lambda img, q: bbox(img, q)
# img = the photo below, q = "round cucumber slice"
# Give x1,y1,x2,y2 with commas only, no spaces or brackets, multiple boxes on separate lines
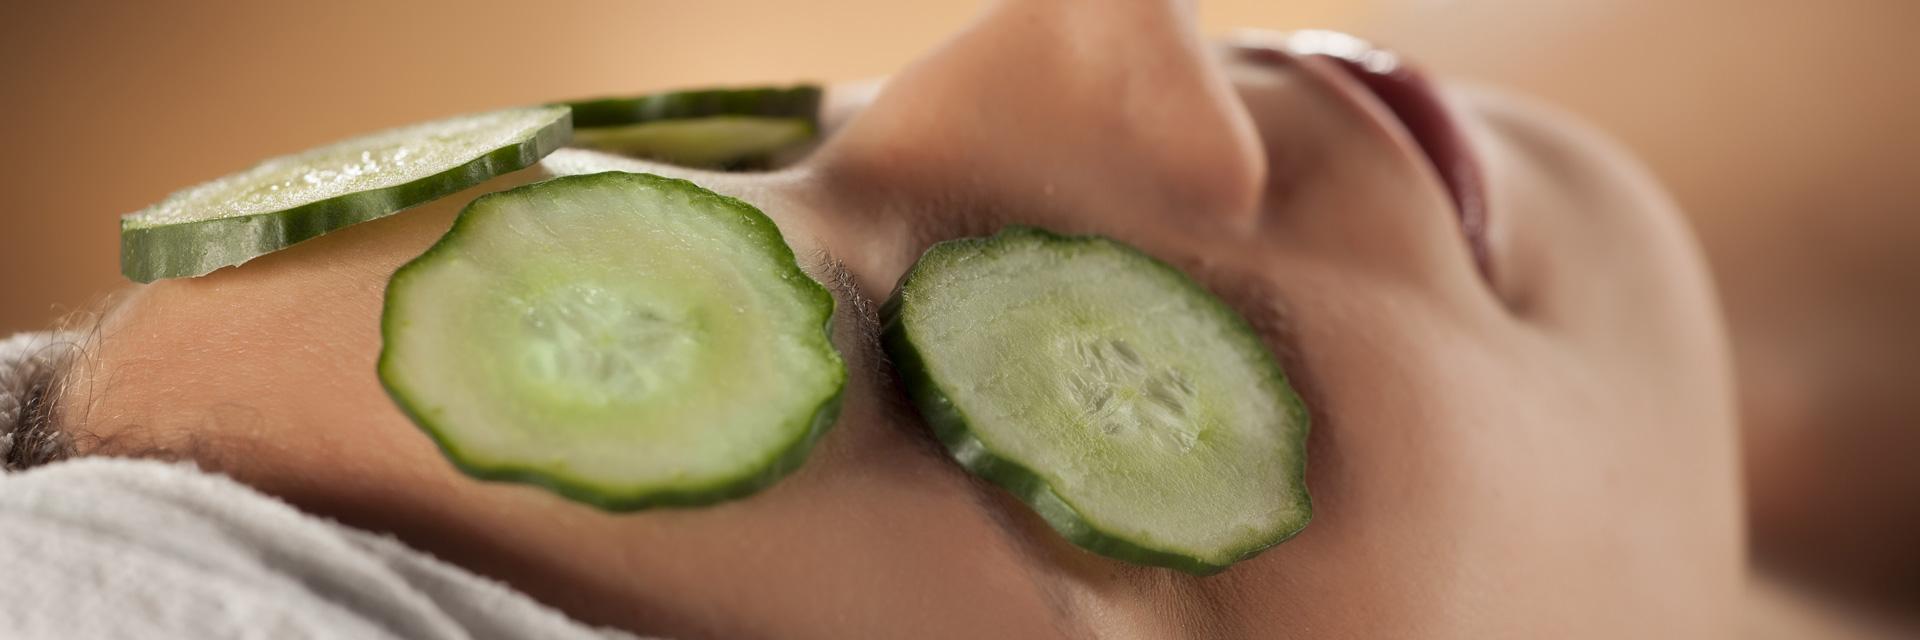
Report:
562,86,820,168
881,227,1312,575
380,172,844,510
120,106,571,282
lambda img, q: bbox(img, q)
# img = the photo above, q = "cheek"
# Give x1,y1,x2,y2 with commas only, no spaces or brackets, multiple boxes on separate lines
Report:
1468,91,1730,369
1471,95,1742,561
1210,260,1739,633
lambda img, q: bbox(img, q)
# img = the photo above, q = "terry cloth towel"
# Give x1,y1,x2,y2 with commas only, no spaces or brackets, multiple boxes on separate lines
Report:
0,331,79,468
0,457,645,640
0,445,645,639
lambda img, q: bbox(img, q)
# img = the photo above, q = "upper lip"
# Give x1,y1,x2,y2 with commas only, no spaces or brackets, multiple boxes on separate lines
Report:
1231,30,1492,282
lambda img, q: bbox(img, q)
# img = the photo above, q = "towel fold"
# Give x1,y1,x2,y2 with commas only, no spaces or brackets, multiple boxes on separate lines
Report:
1,456,643,640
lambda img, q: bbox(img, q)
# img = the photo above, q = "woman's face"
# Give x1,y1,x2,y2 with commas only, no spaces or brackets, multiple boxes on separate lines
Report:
64,2,1742,637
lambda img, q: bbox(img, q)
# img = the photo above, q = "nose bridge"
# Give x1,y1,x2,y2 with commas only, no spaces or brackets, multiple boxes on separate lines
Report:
819,0,1266,228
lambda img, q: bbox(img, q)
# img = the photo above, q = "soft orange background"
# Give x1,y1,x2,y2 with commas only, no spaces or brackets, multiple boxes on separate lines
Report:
0,0,1363,332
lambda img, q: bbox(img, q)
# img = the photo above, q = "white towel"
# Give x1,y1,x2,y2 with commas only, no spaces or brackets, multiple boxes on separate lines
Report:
0,438,645,640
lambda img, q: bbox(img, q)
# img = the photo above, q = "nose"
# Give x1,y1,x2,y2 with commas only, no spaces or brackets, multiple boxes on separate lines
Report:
815,0,1267,259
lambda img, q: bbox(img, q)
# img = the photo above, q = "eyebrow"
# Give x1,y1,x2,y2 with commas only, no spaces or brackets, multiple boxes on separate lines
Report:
802,249,906,399
808,250,1106,631
803,253,1017,491
810,250,884,370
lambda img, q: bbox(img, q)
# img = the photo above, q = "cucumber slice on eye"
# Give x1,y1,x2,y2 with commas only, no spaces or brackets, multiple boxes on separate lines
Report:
379,171,845,509
120,106,571,282
563,86,821,169
881,227,1312,575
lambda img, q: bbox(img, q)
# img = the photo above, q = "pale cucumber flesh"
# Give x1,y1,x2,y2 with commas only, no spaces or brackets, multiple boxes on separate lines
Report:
882,227,1311,574
380,171,844,509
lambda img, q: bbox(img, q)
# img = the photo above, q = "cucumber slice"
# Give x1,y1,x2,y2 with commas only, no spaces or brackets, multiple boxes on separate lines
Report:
567,86,820,128
380,171,845,510
882,227,1311,575
120,106,571,283
570,117,814,169
563,86,820,168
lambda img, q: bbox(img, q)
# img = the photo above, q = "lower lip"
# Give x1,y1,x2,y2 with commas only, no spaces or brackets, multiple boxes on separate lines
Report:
1236,31,1492,281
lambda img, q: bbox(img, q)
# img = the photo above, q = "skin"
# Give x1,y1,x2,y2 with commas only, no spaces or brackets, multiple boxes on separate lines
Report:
1367,0,1920,611
60,1,1748,637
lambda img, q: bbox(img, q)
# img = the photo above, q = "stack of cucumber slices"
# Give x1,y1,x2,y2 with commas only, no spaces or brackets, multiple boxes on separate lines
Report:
118,85,1311,574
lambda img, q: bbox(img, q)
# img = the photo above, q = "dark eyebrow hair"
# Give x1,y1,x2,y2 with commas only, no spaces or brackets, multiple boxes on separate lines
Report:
806,251,1104,631
2,336,83,471
810,250,884,374
808,249,956,457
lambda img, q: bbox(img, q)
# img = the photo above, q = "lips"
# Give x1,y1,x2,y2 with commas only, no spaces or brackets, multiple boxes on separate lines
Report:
1232,30,1492,281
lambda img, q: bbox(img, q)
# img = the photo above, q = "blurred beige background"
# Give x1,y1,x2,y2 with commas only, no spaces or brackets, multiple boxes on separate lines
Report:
0,0,1364,332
